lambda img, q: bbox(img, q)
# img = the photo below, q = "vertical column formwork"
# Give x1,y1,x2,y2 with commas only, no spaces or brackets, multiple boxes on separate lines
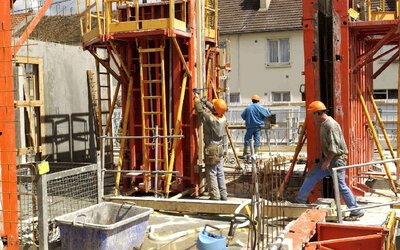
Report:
116,1,199,195
82,0,216,195
303,0,323,200
348,30,374,194
0,0,19,248
303,0,373,201
333,0,372,196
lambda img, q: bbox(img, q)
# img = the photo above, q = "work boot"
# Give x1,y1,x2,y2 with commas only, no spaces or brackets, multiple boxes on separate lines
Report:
254,146,260,155
239,146,249,159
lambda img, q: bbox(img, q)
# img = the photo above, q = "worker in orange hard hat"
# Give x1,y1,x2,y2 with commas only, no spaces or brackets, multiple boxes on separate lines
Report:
240,94,271,158
193,89,228,201
307,100,327,114
293,100,364,220
212,99,228,117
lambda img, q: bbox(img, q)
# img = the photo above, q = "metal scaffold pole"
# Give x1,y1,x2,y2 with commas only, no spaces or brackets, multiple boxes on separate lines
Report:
0,1,18,248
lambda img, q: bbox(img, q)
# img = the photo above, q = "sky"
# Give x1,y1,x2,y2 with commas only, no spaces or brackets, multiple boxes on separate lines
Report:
12,0,79,15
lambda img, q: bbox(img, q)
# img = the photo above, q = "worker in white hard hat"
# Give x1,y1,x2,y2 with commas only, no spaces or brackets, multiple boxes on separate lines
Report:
193,90,228,201
240,95,271,158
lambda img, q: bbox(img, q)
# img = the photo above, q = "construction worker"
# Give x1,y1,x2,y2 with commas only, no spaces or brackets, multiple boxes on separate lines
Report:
194,92,228,200
240,95,271,157
294,101,364,219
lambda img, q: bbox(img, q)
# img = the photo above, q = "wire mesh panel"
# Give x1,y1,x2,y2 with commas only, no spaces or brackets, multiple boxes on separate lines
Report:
37,163,100,250
46,169,98,218
15,163,100,250
17,164,38,248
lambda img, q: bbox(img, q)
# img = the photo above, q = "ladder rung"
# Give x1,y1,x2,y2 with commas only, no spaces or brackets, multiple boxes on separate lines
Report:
143,96,162,100
100,98,110,101
145,127,164,130
143,80,162,84
147,159,165,163
144,111,163,115
144,143,164,147
99,72,109,75
142,64,162,67
139,48,164,53
100,85,110,88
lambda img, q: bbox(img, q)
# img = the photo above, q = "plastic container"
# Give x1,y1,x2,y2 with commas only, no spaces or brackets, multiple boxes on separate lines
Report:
197,224,228,250
55,202,153,250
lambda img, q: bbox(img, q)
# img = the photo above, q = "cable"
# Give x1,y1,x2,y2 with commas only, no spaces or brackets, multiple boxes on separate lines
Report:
228,213,256,250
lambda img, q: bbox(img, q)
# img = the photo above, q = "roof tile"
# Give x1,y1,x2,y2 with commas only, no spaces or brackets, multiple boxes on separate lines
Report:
218,0,303,34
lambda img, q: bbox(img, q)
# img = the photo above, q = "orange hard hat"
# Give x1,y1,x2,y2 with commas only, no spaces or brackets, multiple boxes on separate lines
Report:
251,95,260,101
307,101,327,114
212,99,227,116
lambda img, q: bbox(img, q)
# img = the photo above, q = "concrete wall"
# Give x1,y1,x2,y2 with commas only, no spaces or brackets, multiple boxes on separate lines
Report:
221,30,305,104
17,40,98,163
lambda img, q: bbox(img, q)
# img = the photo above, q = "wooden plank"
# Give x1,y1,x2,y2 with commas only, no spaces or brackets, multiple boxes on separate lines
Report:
106,196,319,217
15,100,43,107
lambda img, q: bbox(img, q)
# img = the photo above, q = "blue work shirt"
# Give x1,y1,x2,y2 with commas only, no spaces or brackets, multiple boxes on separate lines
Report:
241,103,271,129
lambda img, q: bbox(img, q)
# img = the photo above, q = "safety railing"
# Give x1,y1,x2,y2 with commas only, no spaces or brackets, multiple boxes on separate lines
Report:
367,0,400,21
77,0,191,42
333,157,400,223
100,134,183,197
205,0,217,39
77,0,104,38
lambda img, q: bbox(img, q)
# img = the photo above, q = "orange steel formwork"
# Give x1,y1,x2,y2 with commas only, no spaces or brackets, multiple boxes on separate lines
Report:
0,1,18,248
302,0,400,201
79,0,221,196
304,223,386,250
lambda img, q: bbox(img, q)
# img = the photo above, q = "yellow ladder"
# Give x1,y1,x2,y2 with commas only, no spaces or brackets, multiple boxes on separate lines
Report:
95,59,114,168
138,45,169,193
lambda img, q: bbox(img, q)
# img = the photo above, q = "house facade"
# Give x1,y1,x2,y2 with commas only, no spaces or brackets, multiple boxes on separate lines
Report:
219,0,304,104
219,0,399,104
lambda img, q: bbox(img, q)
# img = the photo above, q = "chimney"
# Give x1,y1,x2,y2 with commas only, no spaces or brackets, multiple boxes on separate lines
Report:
259,0,272,11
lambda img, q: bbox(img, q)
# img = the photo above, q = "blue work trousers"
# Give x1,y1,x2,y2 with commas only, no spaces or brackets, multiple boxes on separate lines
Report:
206,158,227,200
244,127,262,147
295,158,362,216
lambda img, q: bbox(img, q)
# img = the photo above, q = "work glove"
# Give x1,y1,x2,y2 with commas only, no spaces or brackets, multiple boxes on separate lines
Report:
192,88,200,95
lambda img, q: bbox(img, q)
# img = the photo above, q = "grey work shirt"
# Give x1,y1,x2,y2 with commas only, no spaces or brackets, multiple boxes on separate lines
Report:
320,116,348,160
194,98,226,145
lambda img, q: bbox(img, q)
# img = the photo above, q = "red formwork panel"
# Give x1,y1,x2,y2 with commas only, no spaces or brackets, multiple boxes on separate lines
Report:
304,222,386,250
302,0,380,201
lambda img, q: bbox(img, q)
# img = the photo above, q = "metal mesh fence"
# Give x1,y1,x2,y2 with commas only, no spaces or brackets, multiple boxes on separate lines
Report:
16,162,99,249
17,164,38,247
47,170,97,218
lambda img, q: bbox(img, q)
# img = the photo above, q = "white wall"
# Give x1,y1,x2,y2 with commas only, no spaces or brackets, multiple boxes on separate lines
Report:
222,30,399,105
373,59,399,90
221,30,305,104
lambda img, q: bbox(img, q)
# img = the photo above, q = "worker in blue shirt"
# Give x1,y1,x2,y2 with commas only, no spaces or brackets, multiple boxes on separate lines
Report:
240,95,271,157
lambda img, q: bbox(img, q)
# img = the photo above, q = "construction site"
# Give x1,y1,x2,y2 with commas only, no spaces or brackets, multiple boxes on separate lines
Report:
3,0,400,249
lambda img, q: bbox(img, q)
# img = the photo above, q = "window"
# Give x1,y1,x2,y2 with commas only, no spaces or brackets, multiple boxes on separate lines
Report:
271,92,291,102
373,89,398,100
266,38,290,66
229,93,240,103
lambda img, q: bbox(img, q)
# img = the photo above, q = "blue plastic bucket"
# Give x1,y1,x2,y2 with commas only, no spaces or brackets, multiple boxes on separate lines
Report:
197,224,228,250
